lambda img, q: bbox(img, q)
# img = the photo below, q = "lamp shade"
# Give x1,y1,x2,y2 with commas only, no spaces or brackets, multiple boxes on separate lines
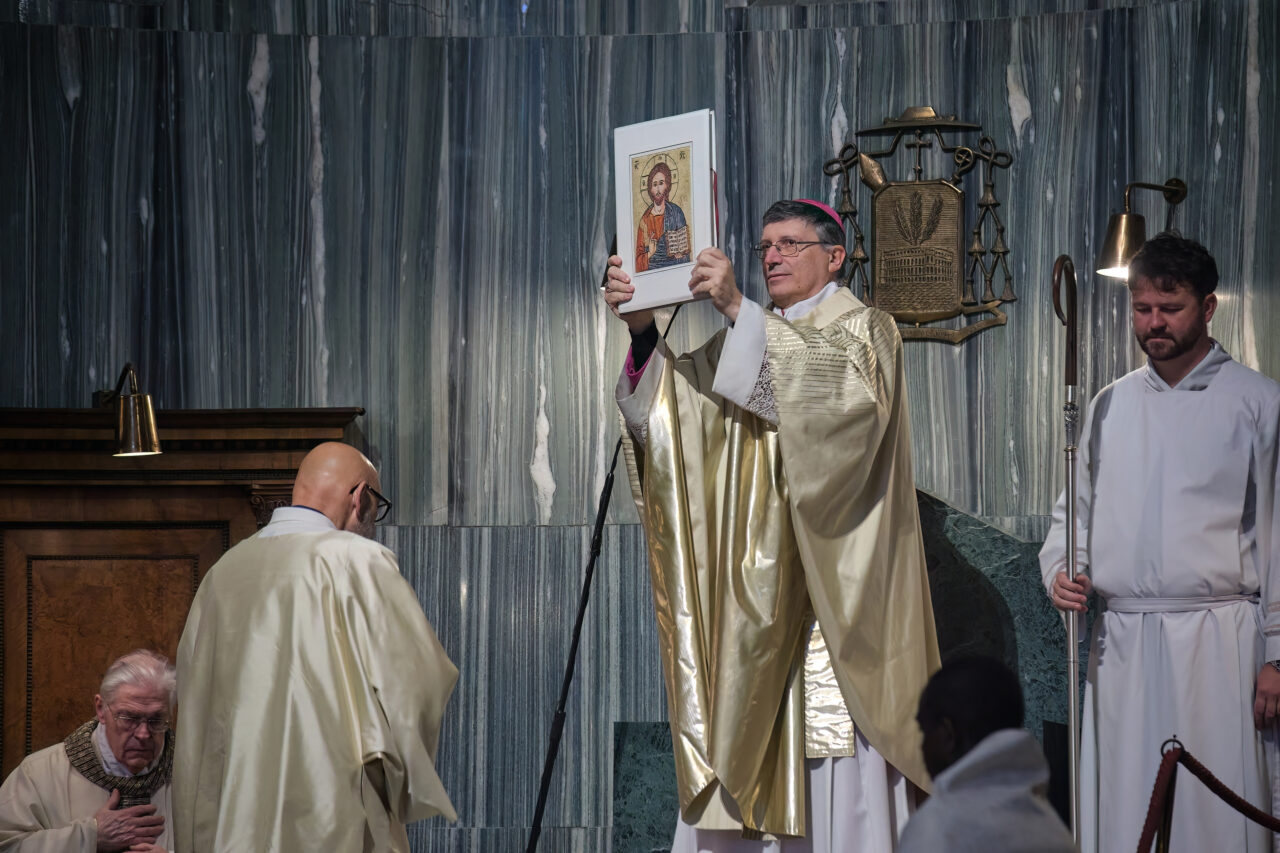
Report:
115,392,161,456
1096,212,1147,279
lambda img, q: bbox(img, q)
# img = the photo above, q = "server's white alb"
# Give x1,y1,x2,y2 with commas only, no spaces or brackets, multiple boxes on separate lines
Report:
1040,342,1280,852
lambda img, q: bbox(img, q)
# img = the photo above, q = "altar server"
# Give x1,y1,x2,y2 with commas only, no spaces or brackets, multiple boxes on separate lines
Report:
1043,232,1280,851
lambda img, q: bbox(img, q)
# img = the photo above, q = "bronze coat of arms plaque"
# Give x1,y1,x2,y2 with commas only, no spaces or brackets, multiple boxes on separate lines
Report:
825,106,1016,343
872,181,963,323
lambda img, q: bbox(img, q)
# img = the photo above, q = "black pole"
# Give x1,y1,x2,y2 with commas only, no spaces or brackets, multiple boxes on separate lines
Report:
526,239,678,852
526,438,622,853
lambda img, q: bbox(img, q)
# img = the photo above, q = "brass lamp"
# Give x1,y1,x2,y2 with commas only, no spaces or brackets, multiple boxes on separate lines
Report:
94,363,162,457
1096,178,1188,278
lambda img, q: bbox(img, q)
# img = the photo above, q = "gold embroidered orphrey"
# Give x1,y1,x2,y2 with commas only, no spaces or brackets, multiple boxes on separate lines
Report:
824,106,1016,343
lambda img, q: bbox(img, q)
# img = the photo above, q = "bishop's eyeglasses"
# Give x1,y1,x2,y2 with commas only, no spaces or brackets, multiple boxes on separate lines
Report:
350,483,393,523
752,239,825,259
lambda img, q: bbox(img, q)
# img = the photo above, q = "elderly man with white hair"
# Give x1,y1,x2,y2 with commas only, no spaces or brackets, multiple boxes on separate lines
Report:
0,649,175,851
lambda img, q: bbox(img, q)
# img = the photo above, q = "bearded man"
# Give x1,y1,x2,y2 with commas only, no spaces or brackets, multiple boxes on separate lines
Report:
1043,232,1280,852
604,199,939,851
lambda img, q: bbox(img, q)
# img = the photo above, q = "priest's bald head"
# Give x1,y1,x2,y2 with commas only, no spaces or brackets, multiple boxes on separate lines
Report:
291,442,389,539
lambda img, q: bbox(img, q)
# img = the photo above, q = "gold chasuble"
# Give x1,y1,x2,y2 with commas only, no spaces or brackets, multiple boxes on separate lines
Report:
624,287,940,838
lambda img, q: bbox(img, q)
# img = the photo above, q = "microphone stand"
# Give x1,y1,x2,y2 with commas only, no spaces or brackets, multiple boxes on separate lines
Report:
526,240,680,853
1051,254,1081,850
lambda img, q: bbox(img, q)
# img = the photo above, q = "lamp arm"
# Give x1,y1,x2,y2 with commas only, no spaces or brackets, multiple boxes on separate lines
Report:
95,363,141,408
112,363,140,397
1123,178,1188,211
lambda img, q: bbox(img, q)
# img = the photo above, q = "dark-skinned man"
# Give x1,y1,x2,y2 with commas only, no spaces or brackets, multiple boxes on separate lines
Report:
900,656,1072,853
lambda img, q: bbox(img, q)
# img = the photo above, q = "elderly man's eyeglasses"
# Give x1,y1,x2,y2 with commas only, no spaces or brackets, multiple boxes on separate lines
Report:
105,702,170,734
752,239,825,259
349,483,393,523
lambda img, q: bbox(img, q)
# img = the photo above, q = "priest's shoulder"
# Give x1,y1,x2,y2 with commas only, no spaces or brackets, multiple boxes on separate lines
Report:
322,529,402,569
1,740,69,786
860,304,903,343
1218,358,1280,400
213,528,402,575
825,289,899,340
1094,365,1147,400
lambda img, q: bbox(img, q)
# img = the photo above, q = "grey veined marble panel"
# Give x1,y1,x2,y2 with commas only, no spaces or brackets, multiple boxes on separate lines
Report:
0,0,1198,38
0,0,727,38
2,0,1277,537
722,0,1280,534
379,523,664,833
0,26,456,522
445,31,730,527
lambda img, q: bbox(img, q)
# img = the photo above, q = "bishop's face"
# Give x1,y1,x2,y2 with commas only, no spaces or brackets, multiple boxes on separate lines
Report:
1129,275,1215,363
759,218,844,310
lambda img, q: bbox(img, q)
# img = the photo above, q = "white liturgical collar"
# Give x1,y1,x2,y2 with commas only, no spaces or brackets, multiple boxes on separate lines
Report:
260,505,337,538
772,281,839,320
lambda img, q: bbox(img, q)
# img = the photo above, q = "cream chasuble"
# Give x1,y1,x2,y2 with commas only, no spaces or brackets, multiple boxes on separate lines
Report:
624,287,940,838
0,740,173,851
175,525,457,853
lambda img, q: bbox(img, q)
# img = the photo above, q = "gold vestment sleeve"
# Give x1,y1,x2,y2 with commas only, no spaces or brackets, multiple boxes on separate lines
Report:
623,333,809,837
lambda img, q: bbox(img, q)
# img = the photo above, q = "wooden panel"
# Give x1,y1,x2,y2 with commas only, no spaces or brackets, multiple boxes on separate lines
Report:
0,408,363,777
1,524,230,775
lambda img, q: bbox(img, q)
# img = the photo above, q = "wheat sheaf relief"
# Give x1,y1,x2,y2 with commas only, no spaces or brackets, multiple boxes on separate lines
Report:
893,192,944,246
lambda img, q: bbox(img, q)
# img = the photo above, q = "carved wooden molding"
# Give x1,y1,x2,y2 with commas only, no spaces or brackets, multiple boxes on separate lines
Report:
0,408,365,486
249,485,296,528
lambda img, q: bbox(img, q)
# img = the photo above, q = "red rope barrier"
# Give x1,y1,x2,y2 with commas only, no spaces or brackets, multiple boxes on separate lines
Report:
1176,750,1280,831
1135,746,1182,853
1135,739,1280,853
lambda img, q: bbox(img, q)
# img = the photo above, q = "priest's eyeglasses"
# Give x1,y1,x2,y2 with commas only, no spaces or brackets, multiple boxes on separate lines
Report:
752,239,824,259
105,702,170,734
350,483,393,523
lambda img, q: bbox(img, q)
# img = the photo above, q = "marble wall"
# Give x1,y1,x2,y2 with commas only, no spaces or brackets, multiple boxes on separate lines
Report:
2,0,1277,848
